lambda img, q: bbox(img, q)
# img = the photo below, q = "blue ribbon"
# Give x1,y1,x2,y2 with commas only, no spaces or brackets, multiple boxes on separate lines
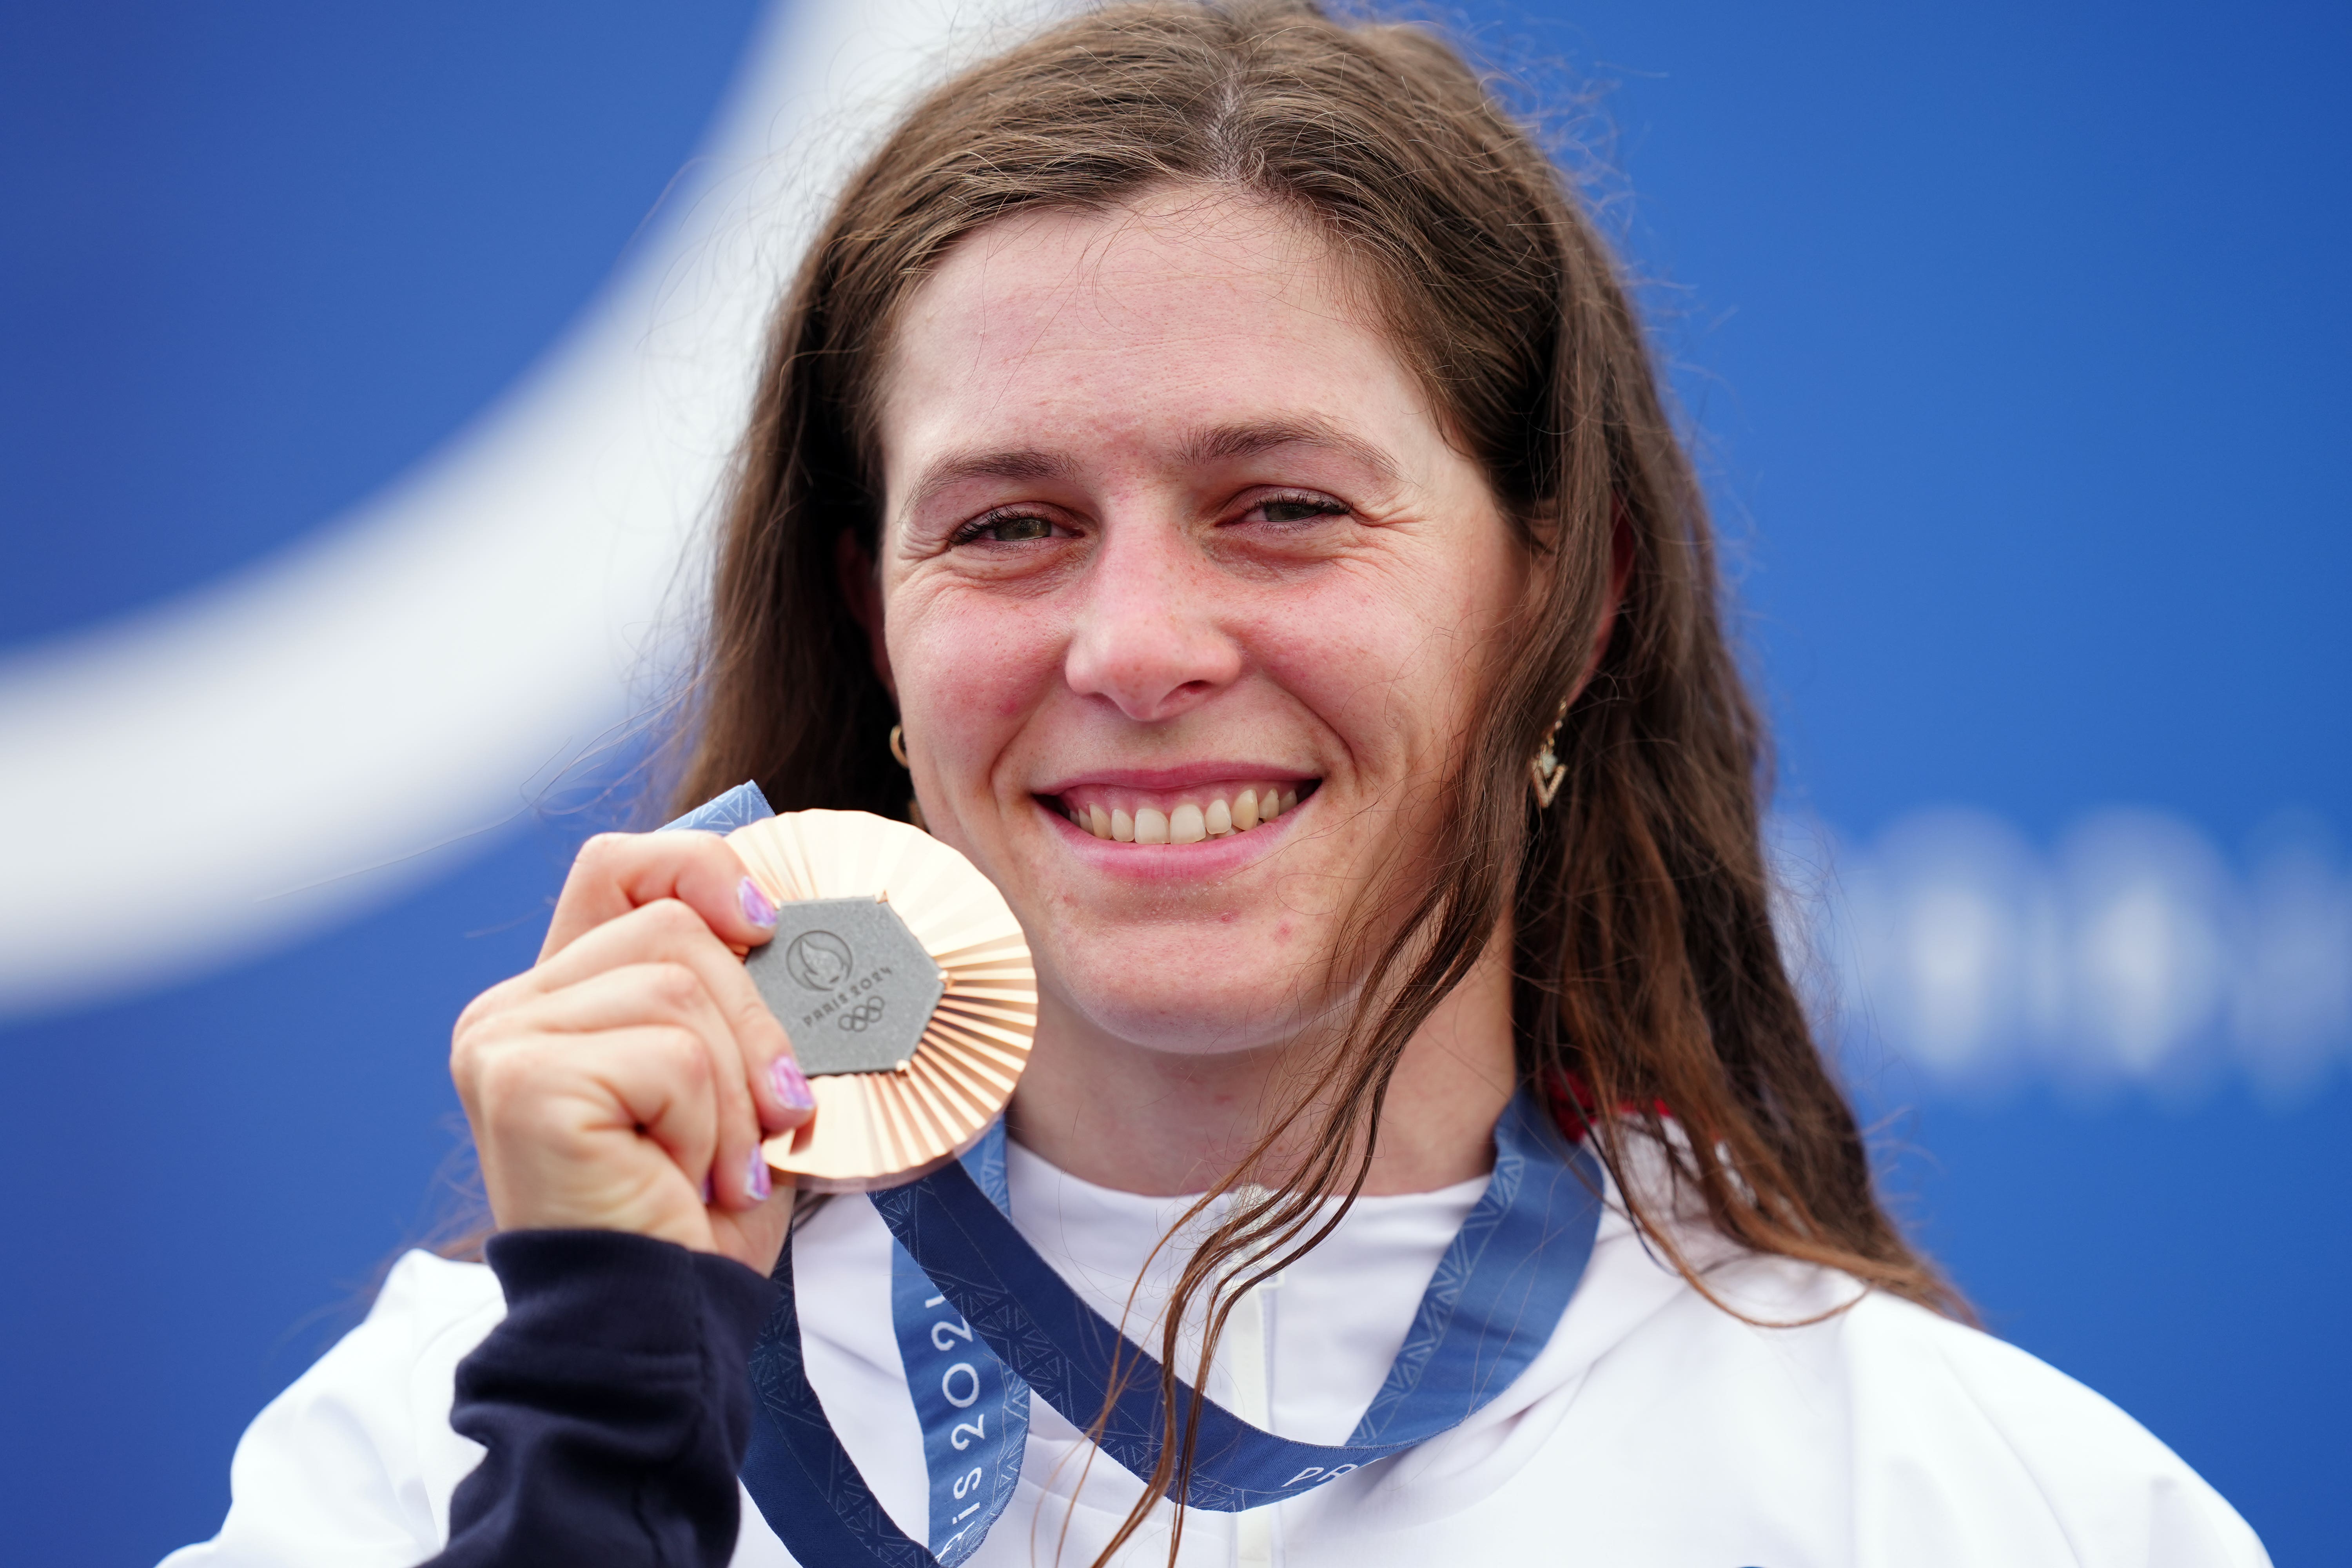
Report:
887,1129,1030,1563
742,1094,1600,1563
657,788,1605,1560
659,780,776,836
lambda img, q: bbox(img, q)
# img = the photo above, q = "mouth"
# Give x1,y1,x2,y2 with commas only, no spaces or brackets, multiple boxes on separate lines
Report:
1038,777,1321,845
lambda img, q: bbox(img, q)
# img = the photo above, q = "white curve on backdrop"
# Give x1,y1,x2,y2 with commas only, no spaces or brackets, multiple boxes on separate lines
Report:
0,0,1070,1020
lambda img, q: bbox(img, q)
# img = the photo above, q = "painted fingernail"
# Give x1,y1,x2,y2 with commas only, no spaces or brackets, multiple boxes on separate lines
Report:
740,877,779,929
747,1149,773,1202
770,1054,816,1112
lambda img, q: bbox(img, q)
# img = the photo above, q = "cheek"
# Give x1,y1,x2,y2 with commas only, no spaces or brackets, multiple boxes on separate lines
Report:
888,588,1062,772
1260,556,1514,769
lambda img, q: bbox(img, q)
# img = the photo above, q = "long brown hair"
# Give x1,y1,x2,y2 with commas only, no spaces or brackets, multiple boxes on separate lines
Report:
673,0,1959,1557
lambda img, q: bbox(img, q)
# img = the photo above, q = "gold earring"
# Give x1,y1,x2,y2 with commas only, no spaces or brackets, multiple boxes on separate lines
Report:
1528,698,1570,809
888,724,927,831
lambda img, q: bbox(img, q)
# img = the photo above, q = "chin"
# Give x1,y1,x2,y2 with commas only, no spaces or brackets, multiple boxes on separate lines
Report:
1042,964,1319,1058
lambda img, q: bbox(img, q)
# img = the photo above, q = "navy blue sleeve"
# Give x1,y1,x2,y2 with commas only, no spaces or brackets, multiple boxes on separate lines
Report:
427,1229,781,1568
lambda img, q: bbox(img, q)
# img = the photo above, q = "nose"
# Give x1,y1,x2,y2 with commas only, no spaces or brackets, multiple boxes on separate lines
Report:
1062,523,1244,723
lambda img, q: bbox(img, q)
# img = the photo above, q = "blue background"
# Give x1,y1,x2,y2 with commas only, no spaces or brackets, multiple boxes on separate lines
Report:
2,1,2344,1563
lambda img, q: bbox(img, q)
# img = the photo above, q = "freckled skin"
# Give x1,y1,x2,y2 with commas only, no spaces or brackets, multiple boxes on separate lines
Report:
871,189,1528,1194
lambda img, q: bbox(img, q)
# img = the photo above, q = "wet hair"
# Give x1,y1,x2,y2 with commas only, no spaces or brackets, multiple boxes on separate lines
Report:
671,1,1959,1557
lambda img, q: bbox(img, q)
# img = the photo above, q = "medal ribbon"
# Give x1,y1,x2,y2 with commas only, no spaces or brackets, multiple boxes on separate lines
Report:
659,780,777,837
661,789,1605,1560
886,1129,1031,1563
741,1093,1601,1564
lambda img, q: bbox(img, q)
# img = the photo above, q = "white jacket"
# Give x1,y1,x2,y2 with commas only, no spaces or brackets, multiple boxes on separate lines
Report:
164,1138,2268,1568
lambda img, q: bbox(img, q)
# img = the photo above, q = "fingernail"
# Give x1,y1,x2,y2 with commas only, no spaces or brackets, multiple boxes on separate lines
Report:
770,1054,816,1112
747,1149,773,1202
698,1171,713,1205
740,877,779,928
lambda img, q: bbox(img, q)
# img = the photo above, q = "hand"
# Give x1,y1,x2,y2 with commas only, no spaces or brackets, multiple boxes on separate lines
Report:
450,831,817,1276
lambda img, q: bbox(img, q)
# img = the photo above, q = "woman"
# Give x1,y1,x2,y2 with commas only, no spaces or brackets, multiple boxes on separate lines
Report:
165,3,2268,1565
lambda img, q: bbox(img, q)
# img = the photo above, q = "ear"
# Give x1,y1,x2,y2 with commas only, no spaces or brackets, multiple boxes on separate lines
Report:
835,528,896,698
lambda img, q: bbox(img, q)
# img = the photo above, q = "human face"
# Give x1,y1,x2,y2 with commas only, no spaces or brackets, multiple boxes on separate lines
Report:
873,188,1524,1057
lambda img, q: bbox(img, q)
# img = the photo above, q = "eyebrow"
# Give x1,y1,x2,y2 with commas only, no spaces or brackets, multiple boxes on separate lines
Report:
1177,416,1400,488
899,415,1400,517
902,448,1080,517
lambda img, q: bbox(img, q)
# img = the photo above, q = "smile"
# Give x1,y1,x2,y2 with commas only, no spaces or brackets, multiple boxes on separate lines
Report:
1043,779,1321,844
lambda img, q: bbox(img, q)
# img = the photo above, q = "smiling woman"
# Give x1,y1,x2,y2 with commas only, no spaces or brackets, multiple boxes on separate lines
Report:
164,4,2269,1567
867,190,1534,1203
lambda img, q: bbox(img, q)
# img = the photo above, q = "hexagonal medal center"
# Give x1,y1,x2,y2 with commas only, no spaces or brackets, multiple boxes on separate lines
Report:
744,896,945,1075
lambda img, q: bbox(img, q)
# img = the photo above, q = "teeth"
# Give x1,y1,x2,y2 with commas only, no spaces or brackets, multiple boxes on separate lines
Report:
1060,782,1311,842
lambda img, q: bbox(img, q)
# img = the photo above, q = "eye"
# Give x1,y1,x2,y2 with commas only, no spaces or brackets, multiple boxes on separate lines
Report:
1248,494,1350,527
953,511,1058,545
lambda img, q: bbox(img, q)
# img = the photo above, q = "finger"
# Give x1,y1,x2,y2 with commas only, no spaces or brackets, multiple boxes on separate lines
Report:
514,955,774,1207
525,907,809,1200
530,898,818,1139
463,1024,720,1236
542,830,781,964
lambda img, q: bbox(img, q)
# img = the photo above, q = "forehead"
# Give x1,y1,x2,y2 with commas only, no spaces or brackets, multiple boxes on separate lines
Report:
874,189,1436,486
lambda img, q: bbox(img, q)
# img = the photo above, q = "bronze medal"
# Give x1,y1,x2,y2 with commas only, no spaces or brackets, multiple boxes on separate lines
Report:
728,810,1036,1191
